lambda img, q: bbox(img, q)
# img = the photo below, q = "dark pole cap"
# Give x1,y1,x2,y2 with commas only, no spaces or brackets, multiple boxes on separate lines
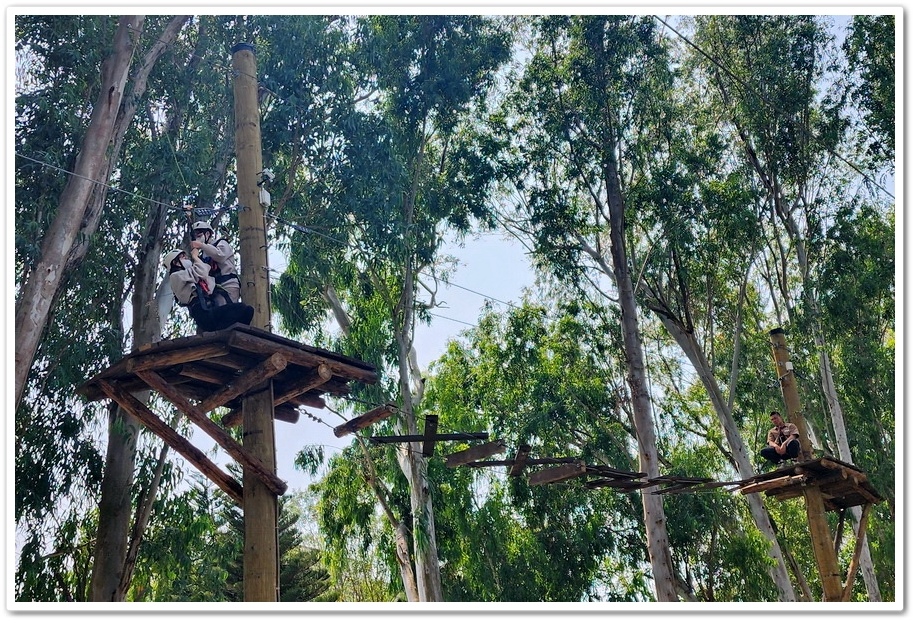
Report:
231,42,255,54
769,327,785,336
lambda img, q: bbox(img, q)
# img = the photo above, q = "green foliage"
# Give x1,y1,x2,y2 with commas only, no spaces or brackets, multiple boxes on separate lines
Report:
424,301,651,600
843,14,895,167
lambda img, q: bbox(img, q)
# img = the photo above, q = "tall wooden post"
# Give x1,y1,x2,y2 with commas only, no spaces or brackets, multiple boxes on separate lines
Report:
768,328,843,601
232,42,278,602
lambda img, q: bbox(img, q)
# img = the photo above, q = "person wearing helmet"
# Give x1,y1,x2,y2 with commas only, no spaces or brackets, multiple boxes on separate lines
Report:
190,221,241,306
164,247,253,333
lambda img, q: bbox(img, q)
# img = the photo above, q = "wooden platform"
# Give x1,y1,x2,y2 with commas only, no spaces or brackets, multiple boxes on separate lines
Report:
78,323,378,419
734,456,882,511
76,324,378,504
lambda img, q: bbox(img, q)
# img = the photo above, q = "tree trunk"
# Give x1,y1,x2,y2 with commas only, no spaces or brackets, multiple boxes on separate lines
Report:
394,521,420,601
89,400,142,601
65,15,190,274
324,276,439,601
815,325,881,601
604,172,678,602
15,15,144,411
116,434,171,600
89,192,170,600
395,328,443,602
653,313,800,601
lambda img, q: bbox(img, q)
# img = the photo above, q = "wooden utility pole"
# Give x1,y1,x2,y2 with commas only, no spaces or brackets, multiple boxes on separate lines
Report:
768,328,843,601
232,42,278,601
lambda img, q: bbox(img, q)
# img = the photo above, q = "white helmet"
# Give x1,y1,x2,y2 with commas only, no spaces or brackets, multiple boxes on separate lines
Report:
192,221,213,234
163,249,185,269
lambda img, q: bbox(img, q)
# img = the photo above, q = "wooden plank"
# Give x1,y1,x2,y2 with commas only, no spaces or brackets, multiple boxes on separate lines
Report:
136,369,287,496
739,474,807,495
333,403,397,438
228,330,378,383
370,433,488,444
585,478,651,491
222,405,300,428
272,363,332,406
529,461,587,486
125,343,231,373
422,414,439,458
202,351,258,371
592,466,648,480
445,440,506,468
508,444,531,476
176,362,234,384
196,352,288,413
97,379,243,505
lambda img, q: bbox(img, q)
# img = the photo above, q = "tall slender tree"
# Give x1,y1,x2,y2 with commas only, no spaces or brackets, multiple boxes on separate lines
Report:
496,15,679,600
270,15,511,601
15,16,144,412
691,14,889,600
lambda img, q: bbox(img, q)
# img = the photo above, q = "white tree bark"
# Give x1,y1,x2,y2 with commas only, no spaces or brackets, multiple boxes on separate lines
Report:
85,16,191,601
655,313,799,601
15,16,144,411
604,187,679,602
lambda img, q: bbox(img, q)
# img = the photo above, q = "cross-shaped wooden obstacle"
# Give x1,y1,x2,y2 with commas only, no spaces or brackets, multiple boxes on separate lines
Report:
365,414,489,457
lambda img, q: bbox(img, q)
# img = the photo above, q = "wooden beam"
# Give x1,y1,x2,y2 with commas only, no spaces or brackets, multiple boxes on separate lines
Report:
222,405,300,428
739,474,807,495
290,394,326,410
136,369,288,496
529,461,586,486
508,444,531,476
125,343,231,373
445,440,506,468
333,403,397,438
228,329,378,383
97,379,243,505
370,433,488,444
841,503,872,601
585,478,651,491
463,456,579,469
204,351,259,371
273,363,332,406
176,362,233,384
421,414,439,457
196,352,288,413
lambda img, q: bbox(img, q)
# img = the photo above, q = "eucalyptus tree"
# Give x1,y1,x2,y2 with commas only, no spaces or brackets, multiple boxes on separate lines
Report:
843,14,896,170
494,15,678,600
14,15,144,412
614,52,799,597
262,15,512,601
13,14,196,601
15,18,130,597
83,14,196,601
423,300,661,600
13,13,266,602
691,14,893,600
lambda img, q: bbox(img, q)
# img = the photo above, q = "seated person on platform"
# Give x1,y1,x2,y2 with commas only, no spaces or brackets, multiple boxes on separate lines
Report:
760,410,800,466
164,248,253,333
